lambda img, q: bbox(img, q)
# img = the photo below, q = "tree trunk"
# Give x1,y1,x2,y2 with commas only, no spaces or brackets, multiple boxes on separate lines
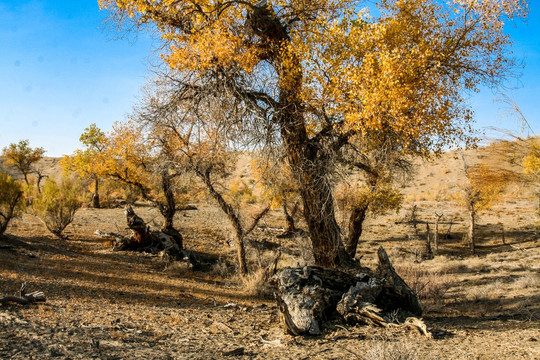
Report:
197,168,248,275
0,190,23,236
126,205,153,247
468,209,476,254
252,3,348,268
344,203,369,258
91,177,100,209
433,214,443,255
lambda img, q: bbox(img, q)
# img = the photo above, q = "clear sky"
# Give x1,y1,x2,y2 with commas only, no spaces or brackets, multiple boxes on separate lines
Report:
0,1,539,156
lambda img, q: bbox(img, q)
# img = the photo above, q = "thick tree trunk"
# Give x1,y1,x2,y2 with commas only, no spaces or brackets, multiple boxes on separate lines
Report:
344,203,369,258
91,177,100,209
251,3,348,268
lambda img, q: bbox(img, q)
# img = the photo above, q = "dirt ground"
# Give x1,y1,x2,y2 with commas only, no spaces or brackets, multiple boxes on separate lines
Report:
1,146,540,359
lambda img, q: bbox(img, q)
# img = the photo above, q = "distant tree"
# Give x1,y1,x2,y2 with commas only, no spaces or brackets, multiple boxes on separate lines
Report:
460,158,515,253
62,124,107,208
2,140,45,187
0,171,24,237
33,178,82,239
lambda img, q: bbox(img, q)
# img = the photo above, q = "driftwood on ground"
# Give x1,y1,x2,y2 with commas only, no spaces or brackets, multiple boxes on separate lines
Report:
0,283,46,305
273,246,424,336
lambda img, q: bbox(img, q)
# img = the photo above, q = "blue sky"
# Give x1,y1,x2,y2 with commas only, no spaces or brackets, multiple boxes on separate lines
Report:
0,0,538,156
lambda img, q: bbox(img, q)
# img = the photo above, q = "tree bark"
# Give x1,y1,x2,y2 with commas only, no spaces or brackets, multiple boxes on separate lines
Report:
0,283,45,305
344,203,369,258
282,200,298,233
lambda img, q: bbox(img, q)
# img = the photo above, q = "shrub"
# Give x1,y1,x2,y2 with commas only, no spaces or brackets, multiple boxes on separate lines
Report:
0,171,24,236
33,178,82,238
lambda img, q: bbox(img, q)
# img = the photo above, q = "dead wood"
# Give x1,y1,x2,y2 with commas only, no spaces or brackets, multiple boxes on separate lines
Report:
96,206,198,268
273,247,422,336
0,283,46,305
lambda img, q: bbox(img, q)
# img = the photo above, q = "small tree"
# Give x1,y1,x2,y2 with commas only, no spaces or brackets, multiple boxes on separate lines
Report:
101,120,186,248
134,83,270,275
2,140,45,187
460,159,514,253
62,124,107,208
0,171,24,237
33,178,82,239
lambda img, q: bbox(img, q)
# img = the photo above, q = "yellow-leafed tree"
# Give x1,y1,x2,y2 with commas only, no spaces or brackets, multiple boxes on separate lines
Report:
99,0,528,267
460,160,515,254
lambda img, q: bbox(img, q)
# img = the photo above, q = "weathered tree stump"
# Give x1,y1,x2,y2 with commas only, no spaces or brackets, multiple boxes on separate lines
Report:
273,247,422,336
96,206,197,268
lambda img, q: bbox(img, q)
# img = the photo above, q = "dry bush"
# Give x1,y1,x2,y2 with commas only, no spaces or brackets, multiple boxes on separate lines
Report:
211,256,234,278
513,274,540,290
466,280,505,303
241,268,273,297
395,263,453,305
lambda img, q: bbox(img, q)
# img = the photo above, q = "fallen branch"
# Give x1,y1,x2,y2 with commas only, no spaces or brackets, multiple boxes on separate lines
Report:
0,283,46,305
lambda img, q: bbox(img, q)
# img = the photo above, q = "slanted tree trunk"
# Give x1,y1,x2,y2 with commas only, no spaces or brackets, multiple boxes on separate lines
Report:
196,167,269,275
344,202,369,258
125,205,153,247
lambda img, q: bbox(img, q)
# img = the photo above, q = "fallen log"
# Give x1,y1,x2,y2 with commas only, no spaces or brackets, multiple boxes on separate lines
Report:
0,283,46,305
273,246,423,336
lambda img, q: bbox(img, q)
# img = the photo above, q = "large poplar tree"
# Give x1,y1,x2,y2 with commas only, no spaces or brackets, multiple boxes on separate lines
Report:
99,0,527,267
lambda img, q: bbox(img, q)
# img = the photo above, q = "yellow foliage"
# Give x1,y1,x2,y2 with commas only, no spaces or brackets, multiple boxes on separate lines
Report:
458,163,516,213
33,178,83,238
228,178,258,205
0,171,24,235
523,139,540,176
335,181,402,215
98,0,527,155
